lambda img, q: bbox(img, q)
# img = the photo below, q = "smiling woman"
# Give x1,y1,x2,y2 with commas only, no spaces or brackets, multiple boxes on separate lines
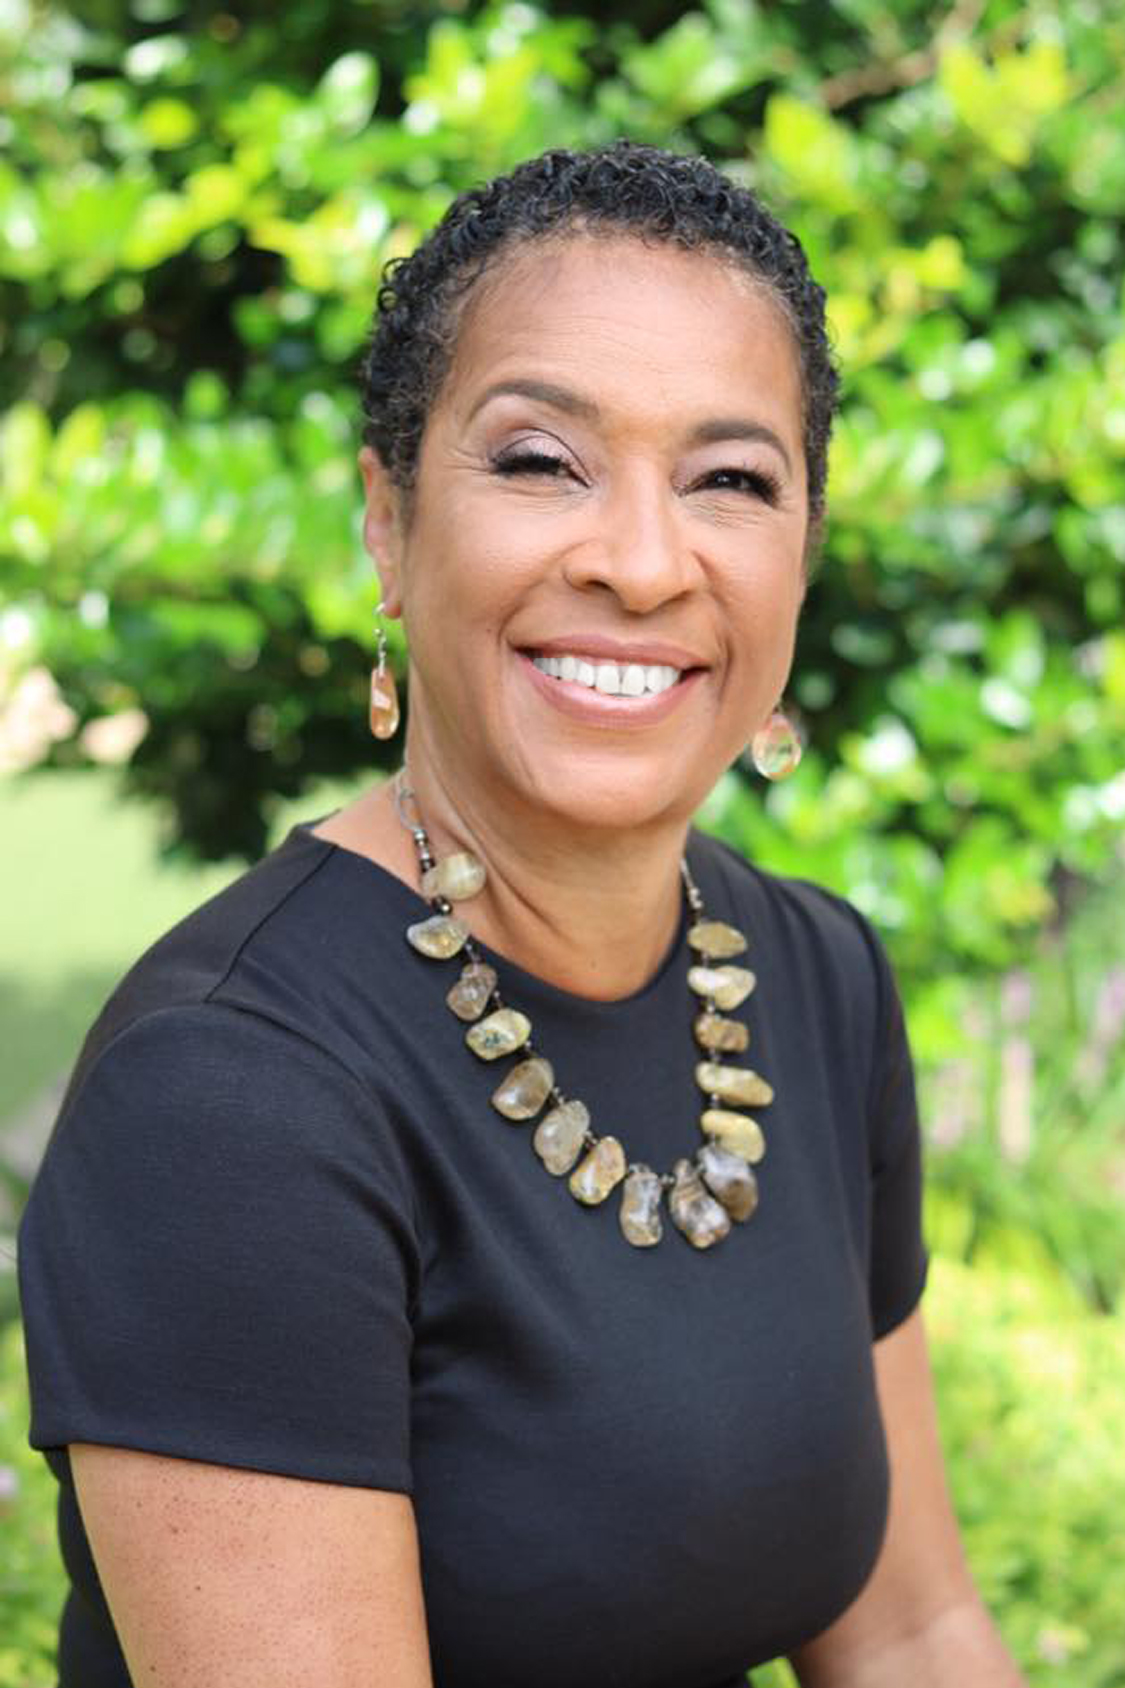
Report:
359,234,808,883
17,142,1024,1688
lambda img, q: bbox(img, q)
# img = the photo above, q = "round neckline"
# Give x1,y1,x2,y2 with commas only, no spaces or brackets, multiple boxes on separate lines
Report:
285,817,695,1016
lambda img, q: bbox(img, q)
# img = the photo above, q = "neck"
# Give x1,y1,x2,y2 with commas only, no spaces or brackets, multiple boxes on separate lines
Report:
396,741,691,1003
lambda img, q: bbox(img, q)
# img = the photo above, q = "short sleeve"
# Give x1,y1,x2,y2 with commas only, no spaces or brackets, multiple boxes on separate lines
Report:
17,1002,418,1492
857,921,929,1339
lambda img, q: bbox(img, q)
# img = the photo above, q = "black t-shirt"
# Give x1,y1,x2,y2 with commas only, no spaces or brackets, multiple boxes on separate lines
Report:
18,822,927,1688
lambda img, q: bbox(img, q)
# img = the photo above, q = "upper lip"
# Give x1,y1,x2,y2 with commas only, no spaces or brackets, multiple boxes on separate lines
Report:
522,635,707,669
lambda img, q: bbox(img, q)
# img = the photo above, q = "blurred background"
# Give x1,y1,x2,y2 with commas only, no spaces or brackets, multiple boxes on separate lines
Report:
1,1,1123,1682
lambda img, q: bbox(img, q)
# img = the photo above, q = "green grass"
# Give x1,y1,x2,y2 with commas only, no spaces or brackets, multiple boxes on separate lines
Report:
0,766,364,1125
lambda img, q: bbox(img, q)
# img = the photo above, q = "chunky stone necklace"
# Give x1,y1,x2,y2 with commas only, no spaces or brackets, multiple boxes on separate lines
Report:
394,769,774,1250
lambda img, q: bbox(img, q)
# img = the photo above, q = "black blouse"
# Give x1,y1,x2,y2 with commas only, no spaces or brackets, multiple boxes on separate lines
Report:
18,822,927,1688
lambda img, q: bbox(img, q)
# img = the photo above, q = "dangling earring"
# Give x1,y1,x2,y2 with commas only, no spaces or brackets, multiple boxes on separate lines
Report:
750,706,803,779
369,601,400,740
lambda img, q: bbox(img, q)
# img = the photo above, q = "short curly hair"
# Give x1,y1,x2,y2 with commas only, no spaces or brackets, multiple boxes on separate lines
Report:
360,139,839,529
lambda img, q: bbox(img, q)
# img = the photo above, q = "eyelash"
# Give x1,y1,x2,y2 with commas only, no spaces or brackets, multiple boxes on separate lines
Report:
491,450,781,506
703,466,782,505
493,449,572,479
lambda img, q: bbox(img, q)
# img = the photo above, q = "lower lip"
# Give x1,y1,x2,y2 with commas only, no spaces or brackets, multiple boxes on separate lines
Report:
518,653,704,727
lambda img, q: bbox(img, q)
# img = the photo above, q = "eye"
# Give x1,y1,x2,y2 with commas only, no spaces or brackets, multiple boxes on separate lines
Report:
492,448,575,480
696,466,782,505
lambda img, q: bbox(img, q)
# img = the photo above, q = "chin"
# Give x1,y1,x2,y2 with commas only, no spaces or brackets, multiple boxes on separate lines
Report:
518,755,705,838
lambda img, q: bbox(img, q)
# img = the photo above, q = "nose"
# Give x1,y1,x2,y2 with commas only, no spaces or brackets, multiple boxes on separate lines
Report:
561,466,703,614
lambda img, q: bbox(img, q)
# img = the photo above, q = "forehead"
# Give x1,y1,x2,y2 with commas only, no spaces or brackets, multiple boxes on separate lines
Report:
437,233,803,439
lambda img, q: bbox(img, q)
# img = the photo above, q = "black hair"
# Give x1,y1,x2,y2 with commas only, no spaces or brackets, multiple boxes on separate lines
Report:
360,139,839,528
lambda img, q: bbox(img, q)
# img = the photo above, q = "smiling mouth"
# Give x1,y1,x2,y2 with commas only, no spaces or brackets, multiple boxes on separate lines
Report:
528,652,687,698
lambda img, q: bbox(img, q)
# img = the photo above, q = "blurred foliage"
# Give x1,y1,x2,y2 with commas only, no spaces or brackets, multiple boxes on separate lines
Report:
4,1253,1125,1686
926,1257,1125,1687
0,1319,59,1688
921,867,1125,1313
1,0,1123,956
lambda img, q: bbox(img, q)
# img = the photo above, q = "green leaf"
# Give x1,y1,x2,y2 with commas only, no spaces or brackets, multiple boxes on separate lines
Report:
138,96,198,148
763,94,862,213
315,51,380,136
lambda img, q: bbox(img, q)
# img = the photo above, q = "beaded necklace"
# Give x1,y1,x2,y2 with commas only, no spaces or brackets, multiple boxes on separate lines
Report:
394,769,774,1250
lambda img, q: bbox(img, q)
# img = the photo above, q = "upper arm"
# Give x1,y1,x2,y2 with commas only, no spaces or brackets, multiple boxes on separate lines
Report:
788,1310,999,1686
71,1442,433,1687
23,1008,428,1678
20,1006,418,1489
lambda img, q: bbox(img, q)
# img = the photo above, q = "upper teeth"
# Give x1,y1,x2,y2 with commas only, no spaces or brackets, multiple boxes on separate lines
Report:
531,654,682,696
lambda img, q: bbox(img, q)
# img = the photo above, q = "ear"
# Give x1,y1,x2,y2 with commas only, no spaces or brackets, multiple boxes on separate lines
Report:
358,445,406,616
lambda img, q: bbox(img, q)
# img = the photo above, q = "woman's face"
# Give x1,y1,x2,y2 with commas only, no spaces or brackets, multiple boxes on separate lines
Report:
364,233,810,837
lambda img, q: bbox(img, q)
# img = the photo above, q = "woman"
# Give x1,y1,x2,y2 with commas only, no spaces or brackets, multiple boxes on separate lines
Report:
18,142,1024,1687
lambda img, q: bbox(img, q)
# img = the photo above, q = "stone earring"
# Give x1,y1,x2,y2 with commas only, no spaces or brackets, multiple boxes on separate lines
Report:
750,707,803,780
369,601,401,740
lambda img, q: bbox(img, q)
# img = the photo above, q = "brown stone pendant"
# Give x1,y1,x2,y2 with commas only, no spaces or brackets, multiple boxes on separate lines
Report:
569,1136,626,1205
669,1158,731,1249
466,1008,531,1061
369,666,400,740
406,913,469,959
534,1099,590,1175
492,1056,554,1121
687,965,756,1011
693,1012,749,1054
687,920,747,960
696,1061,775,1108
698,1142,759,1221
701,1108,766,1164
445,962,497,1021
619,1165,663,1246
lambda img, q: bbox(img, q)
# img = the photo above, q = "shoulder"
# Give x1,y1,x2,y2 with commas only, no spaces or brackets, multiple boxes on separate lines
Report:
36,1000,399,1231
24,995,422,1314
75,823,338,1054
35,823,426,1218
58,824,413,1119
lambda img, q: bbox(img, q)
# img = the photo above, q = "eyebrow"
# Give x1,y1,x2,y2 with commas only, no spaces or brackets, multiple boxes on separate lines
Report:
686,415,792,472
468,378,600,424
468,378,793,473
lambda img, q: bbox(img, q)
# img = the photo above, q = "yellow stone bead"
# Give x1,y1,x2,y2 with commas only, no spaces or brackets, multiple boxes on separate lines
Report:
421,851,487,902
445,962,497,1021
700,1108,766,1164
569,1136,626,1205
687,965,756,1010
465,1008,531,1061
619,1165,663,1247
695,1062,775,1108
687,920,748,960
491,1056,554,1121
698,1141,759,1221
406,913,469,959
669,1158,731,1249
693,1012,749,1054
533,1099,590,1175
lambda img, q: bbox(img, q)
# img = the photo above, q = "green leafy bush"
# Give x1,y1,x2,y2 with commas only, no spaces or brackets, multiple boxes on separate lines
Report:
0,1320,62,1688
916,865,1125,1312
928,1257,1125,1687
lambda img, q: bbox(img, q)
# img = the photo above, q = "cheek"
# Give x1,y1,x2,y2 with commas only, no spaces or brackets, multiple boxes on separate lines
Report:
724,534,805,629
400,499,537,640
720,545,805,704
